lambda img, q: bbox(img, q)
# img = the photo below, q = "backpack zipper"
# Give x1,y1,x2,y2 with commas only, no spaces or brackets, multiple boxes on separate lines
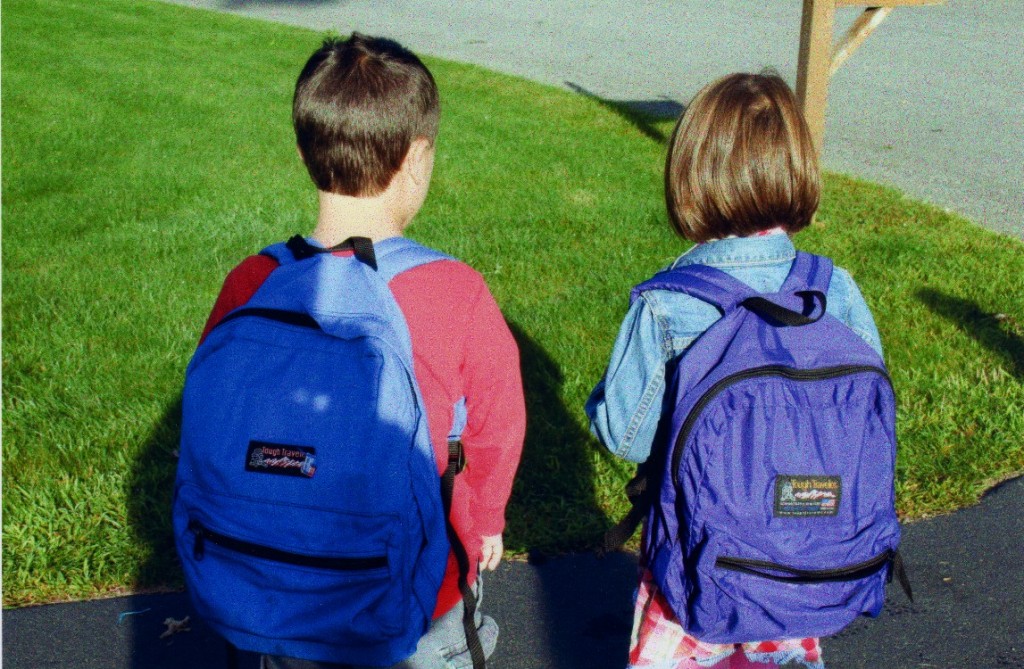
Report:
671,364,891,488
214,307,321,332
715,550,893,583
189,520,387,571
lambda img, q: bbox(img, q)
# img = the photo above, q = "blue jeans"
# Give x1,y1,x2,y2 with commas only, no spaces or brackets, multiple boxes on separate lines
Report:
261,578,498,669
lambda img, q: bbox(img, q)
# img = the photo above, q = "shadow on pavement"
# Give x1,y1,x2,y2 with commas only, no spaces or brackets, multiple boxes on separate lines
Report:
485,552,637,669
565,82,684,145
6,592,257,669
916,288,1024,380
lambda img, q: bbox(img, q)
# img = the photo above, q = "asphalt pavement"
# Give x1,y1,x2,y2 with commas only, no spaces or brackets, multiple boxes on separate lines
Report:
159,0,1024,240
5,475,1023,669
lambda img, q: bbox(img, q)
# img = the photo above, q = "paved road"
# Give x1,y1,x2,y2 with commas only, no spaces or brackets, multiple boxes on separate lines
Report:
5,476,1023,668
162,0,1023,239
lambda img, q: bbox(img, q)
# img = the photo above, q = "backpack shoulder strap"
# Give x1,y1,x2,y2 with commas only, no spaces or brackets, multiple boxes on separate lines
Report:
631,263,757,313
441,438,486,669
258,240,295,265
780,252,833,294
375,237,455,282
372,237,483,668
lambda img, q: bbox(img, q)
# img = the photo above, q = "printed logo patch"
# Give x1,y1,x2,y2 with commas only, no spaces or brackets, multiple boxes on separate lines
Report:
774,475,841,517
246,441,316,478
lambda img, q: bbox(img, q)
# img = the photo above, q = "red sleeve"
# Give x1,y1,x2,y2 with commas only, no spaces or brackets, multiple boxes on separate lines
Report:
390,260,525,618
391,262,525,537
198,255,279,344
458,280,526,536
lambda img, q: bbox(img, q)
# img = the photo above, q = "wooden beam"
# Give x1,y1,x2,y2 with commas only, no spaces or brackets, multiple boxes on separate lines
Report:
831,6,893,76
835,0,941,6
797,0,946,157
796,0,836,155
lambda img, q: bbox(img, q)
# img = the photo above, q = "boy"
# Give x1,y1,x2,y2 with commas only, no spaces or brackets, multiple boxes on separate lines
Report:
199,34,525,668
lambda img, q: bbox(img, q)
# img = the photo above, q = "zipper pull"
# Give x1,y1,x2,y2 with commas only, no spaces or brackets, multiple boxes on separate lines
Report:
191,523,206,561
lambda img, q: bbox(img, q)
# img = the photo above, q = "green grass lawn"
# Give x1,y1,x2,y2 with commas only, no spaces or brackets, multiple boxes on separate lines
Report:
3,0,1023,607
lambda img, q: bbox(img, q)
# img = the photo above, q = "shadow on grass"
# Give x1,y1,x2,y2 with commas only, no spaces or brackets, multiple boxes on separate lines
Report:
917,288,1024,380
565,82,683,145
126,394,250,667
506,322,609,556
128,396,182,593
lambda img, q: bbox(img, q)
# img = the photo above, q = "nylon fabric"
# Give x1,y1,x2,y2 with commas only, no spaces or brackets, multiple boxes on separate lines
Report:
633,252,902,643
174,240,451,665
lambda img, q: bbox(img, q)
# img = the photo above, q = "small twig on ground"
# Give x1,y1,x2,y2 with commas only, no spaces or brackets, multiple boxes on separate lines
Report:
160,616,192,639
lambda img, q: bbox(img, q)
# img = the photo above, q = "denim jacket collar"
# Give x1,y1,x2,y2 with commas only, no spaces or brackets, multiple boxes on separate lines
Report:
671,233,796,269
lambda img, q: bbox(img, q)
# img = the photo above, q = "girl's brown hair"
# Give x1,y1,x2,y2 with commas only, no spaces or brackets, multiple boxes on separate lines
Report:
665,72,820,243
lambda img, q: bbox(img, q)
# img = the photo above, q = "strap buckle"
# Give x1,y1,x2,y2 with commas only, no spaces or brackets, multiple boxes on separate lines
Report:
448,439,466,474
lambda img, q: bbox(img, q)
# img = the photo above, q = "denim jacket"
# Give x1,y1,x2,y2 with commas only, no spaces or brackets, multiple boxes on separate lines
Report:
585,233,884,464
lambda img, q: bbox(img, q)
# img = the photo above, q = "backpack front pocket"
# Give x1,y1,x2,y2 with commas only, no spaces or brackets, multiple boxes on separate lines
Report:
715,552,893,583
175,485,408,645
689,545,898,642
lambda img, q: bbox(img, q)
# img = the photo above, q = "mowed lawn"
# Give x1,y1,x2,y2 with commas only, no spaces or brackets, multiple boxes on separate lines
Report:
3,0,1023,607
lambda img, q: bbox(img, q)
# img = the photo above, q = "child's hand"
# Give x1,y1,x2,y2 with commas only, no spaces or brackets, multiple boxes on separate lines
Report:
479,534,504,571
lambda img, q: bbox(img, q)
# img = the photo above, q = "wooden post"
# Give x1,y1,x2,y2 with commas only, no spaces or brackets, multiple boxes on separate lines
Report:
796,0,945,155
796,0,836,156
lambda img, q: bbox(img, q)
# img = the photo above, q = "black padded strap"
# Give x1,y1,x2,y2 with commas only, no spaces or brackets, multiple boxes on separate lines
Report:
441,440,486,669
892,550,914,602
213,307,321,332
284,235,378,270
601,461,652,554
740,290,827,326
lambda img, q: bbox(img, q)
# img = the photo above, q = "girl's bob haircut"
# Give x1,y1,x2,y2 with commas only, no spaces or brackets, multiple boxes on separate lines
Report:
665,72,820,243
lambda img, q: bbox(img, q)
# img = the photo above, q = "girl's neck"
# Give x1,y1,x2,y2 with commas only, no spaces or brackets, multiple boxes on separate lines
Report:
705,226,787,243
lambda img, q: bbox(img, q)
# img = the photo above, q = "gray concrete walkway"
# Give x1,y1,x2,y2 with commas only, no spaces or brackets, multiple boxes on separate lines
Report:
162,0,1023,239
5,475,1023,668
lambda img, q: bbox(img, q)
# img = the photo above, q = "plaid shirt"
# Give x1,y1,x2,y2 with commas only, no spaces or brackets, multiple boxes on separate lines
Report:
627,569,824,669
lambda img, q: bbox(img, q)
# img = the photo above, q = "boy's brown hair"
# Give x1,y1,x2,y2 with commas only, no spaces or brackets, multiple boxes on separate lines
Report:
665,72,820,243
293,34,439,197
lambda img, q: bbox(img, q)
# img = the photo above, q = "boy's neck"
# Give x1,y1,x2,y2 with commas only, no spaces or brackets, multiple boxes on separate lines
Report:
311,189,409,246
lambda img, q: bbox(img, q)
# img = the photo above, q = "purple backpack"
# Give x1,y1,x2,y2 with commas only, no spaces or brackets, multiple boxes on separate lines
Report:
608,252,911,643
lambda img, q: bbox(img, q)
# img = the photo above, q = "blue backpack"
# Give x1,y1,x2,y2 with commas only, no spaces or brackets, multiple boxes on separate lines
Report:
174,236,480,666
605,252,911,643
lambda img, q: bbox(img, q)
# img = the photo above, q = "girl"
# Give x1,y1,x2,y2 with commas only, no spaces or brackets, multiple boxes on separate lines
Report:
585,72,885,669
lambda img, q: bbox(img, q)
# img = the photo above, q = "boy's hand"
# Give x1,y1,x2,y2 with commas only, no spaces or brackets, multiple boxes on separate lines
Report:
479,534,504,571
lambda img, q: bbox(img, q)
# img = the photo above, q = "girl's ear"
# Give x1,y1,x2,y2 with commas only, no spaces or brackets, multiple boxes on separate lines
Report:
296,144,306,164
